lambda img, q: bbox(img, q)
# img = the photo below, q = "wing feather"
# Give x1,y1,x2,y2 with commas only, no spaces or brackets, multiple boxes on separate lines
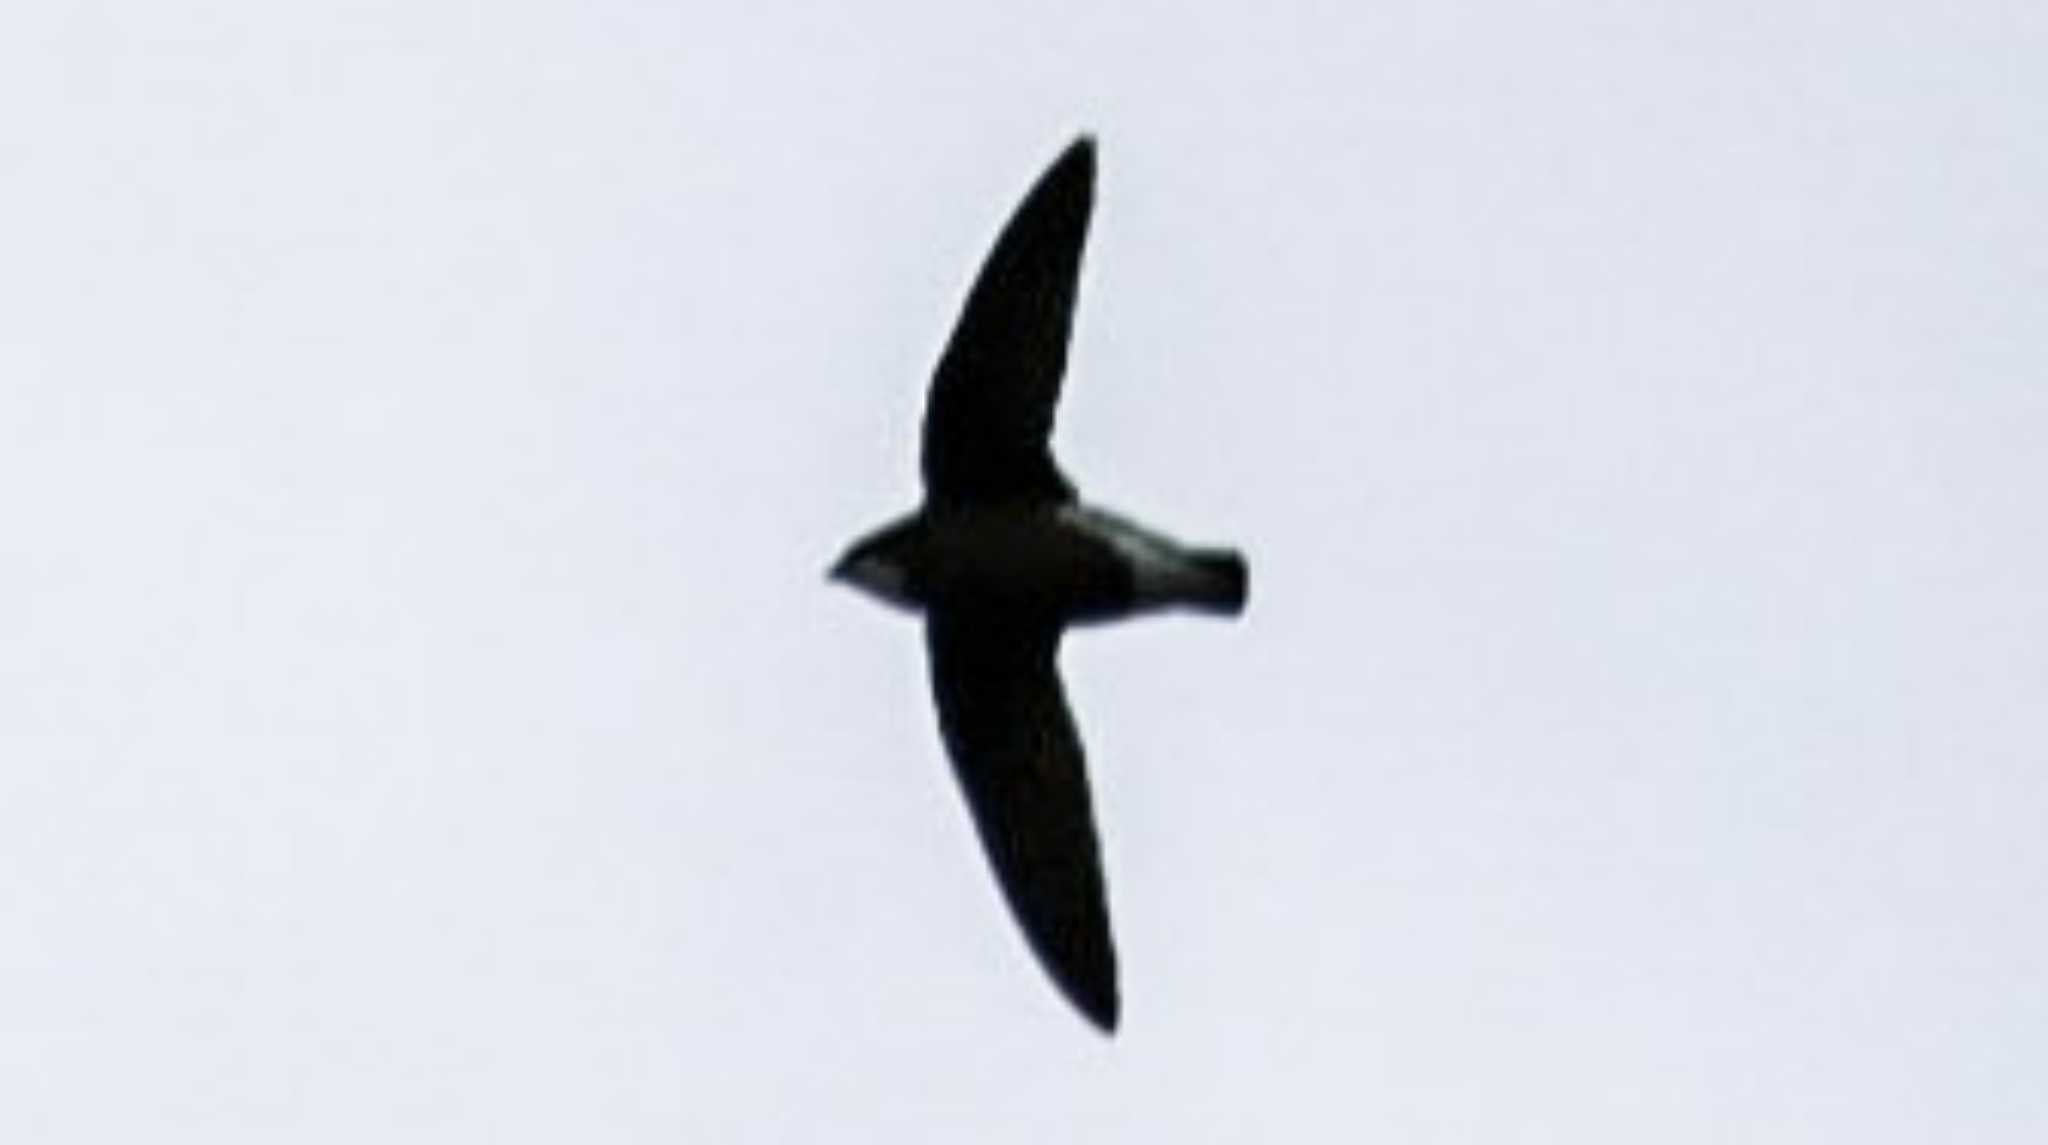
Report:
921,137,1095,506
925,611,1118,1031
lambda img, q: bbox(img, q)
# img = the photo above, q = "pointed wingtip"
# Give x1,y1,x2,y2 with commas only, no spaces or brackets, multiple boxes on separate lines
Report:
1085,993,1121,1037
1037,134,1093,190
1063,133,1097,177
1058,958,1120,1036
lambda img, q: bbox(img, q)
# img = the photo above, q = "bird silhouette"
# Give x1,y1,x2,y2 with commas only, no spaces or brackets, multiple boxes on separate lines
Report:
831,135,1248,1034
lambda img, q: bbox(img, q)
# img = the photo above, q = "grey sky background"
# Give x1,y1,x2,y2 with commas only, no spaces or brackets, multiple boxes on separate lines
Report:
4,2,2044,1140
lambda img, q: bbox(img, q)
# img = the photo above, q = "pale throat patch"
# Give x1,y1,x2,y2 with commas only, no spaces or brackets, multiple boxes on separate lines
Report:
842,554,917,609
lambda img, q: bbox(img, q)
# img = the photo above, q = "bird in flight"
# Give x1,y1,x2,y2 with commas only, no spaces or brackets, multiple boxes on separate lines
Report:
830,135,1248,1034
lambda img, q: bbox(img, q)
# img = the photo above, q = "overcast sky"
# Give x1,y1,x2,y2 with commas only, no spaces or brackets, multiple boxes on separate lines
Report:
5,2,2045,1141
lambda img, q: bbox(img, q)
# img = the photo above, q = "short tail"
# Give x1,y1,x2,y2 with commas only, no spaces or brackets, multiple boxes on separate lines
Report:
1184,549,1249,615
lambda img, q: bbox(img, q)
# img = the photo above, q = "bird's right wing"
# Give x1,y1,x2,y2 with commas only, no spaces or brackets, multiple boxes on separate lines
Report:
925,610,1119,1032
921,137,1095,507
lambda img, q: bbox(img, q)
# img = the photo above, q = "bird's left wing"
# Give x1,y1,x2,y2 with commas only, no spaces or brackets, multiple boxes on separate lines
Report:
921,137,1095,507
925,610,1119,1032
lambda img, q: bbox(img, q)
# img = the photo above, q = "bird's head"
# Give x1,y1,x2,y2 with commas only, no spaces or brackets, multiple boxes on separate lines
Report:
828,514,926,612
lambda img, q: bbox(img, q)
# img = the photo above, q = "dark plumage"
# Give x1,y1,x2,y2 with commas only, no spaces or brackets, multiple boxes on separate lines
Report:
831,135,1248,1034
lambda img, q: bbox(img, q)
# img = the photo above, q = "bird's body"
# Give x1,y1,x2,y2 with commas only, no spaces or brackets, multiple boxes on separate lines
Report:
836,503,1245,623
831,135,1247,1034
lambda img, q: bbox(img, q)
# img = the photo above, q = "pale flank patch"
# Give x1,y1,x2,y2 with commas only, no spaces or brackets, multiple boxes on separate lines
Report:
1061,505,1205,606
